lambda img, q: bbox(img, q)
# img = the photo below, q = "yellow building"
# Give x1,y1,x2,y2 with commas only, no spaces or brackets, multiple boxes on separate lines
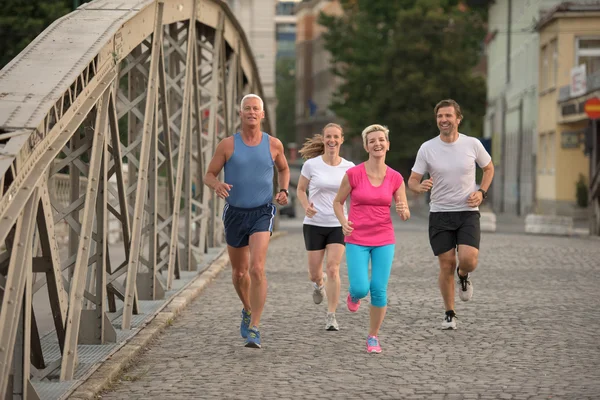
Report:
536,3,600,217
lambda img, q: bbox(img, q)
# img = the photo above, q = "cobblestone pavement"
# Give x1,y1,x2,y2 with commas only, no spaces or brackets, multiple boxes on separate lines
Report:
100,214,600,400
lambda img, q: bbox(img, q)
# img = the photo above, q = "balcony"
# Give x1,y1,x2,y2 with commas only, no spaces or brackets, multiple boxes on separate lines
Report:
558,71,600,103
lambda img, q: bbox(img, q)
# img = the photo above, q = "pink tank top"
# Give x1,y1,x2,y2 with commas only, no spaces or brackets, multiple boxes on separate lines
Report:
345,163,404,247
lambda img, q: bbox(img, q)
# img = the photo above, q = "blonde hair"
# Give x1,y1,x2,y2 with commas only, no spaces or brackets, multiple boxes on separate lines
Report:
361,124,389,146
298,123,344,160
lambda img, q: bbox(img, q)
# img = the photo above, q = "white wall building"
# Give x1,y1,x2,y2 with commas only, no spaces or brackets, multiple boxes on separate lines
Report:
485,0,564,215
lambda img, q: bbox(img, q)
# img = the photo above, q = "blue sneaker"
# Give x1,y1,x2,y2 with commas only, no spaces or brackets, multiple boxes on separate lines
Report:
245,326,261,348
240,309,251,338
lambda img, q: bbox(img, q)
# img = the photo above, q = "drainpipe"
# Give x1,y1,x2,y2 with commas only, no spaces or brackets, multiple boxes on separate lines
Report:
501,97,507,213
516,97,524,216
506,0,512,83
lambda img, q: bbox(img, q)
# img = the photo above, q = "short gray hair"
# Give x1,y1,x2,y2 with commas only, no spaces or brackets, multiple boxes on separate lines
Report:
361,124,389,146
240,94,264,111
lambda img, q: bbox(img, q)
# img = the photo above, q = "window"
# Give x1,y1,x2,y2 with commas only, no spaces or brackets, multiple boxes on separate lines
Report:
547,131,556,175
551,39,558,87
539,133,547,174
276,2,296,16
541,45,548,90
576,38,600,76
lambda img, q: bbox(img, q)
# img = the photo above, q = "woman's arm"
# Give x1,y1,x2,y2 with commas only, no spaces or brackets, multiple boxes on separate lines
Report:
334,174,354,236
394,181,410,221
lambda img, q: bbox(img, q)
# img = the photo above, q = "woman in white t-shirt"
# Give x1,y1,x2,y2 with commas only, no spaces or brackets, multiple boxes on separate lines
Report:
297,123,355,331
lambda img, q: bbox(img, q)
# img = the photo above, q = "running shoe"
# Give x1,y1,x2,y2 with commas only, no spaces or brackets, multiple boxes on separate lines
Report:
457,268,473,302
240,309,251,338
366,335,382,353
346,293,360,313
312,282,326,304
325,312,339,331
245,326,261,348
442,310,457,330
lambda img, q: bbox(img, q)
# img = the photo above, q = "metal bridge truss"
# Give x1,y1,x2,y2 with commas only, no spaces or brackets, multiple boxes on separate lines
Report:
0,0,270,397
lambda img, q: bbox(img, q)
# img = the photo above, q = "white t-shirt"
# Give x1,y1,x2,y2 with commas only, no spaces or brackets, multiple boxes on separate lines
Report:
411,133,492,212
300,156,355,227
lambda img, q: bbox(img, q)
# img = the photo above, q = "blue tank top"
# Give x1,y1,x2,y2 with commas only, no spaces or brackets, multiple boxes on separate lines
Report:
224,132,274,208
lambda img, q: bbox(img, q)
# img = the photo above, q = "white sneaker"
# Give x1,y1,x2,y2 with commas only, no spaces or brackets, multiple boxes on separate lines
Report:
442,311,457,330
312,283,325,304
325,312,339,331
457,270,473,301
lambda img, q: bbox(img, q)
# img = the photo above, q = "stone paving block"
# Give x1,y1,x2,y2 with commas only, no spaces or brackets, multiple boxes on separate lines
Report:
525,213,574,236
89,217,600,400
480,211,497,232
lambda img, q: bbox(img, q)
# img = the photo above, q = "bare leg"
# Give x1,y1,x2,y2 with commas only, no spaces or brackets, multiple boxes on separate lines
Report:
325,244,345,313
307,250,325,287
247,232,271,328
457,244,479,275
438,249,457,311
368,306,387,337
227,245,251,312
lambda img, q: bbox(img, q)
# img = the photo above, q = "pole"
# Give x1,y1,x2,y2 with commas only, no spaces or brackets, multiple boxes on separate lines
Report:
592,119,599,235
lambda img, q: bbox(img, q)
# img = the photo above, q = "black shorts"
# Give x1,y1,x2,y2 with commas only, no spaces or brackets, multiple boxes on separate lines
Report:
429,211,481,256
303,224,345,251
223,203,276,248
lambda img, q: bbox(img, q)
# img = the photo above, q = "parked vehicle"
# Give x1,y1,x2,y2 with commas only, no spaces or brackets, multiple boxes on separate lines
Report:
279,186,297,218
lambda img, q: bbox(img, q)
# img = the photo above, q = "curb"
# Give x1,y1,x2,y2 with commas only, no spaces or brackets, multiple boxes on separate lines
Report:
66,230,287,400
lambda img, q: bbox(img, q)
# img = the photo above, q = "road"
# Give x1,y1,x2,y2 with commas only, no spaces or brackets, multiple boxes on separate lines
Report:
98,211,600,400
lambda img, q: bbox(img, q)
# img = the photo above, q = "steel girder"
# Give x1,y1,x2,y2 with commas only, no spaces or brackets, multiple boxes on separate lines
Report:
0,0,270,395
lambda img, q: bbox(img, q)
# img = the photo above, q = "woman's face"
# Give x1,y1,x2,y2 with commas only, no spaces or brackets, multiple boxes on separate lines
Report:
323,126,343,156
364,130,389,157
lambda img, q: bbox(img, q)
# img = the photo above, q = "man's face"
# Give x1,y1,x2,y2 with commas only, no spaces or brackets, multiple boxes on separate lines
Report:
436,106,461,136
240,98,264,127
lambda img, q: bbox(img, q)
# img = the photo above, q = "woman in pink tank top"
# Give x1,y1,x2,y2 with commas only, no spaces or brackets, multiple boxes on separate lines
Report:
333,124,411,354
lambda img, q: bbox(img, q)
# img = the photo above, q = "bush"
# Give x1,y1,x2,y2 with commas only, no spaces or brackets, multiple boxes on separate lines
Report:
576,174,588,208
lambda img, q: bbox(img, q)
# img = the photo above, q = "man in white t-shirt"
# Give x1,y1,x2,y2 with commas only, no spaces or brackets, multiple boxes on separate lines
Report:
408,99,494,330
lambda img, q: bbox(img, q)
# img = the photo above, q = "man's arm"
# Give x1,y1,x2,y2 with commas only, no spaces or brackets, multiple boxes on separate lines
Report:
272,138,290,205
273,138,290,190
408,171,434,194
407,171,424,193
479,161,494,192
204,138,232,198
467,161,495,207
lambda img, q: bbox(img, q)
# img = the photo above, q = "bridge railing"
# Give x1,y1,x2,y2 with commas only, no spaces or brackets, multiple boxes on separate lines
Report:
0,0,271,397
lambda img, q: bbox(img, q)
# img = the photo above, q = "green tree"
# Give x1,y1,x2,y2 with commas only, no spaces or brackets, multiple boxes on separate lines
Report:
319,0,487,169
0,0,73,69
275,57,296,146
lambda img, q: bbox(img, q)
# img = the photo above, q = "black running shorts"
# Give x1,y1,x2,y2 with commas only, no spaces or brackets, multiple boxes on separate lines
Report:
222,203,276,248
428,211,481,256
303,224,345,251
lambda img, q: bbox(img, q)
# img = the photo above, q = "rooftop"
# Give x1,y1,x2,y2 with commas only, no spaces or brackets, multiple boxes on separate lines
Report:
535,1,600,31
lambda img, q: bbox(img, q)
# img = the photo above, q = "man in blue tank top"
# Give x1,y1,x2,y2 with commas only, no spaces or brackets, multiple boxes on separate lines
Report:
204,94,290,348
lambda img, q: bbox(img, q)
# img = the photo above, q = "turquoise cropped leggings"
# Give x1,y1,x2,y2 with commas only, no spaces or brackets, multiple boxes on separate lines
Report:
346,243,395,308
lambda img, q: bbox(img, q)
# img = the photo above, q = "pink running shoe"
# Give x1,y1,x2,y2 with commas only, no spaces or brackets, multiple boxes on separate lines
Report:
346,293,360,313
366,336,382,353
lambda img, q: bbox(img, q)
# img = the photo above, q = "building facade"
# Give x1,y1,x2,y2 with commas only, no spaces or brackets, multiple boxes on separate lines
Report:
226,0,277,132
485,0,564,216
294,0,343,146
536,3,600,218
276,1,299,60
